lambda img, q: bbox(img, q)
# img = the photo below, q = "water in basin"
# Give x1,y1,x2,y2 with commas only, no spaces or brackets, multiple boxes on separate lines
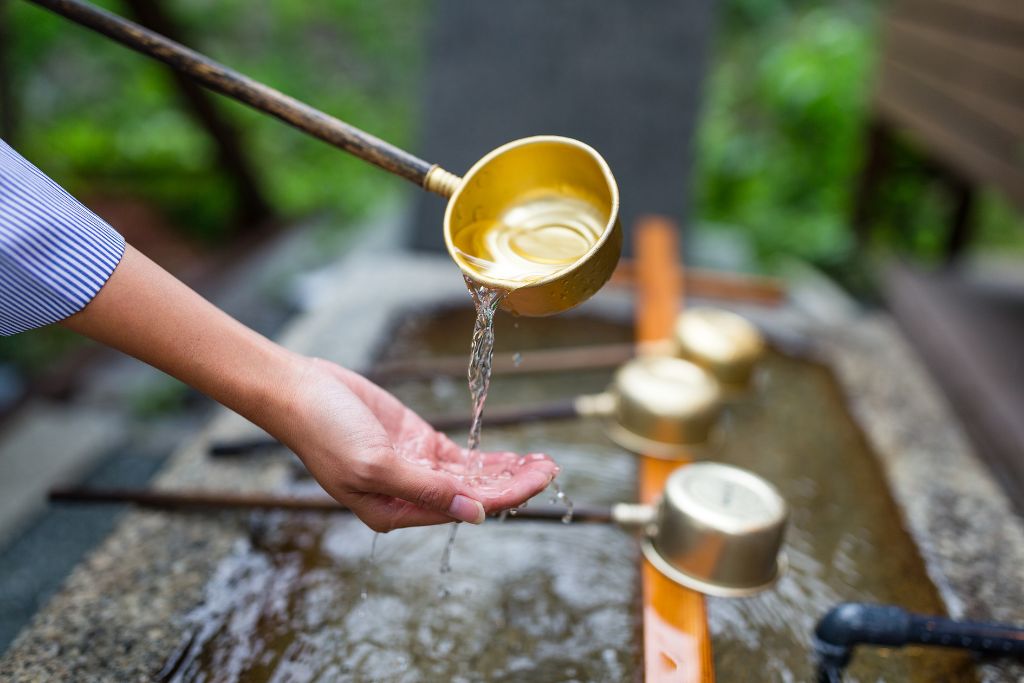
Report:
162,307,975,682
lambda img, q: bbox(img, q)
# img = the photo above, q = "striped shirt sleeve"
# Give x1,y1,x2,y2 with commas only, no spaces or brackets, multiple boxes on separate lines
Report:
0,139,126,336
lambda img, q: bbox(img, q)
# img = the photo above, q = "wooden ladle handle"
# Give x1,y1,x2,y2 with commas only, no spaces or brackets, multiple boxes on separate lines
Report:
26,0,462,197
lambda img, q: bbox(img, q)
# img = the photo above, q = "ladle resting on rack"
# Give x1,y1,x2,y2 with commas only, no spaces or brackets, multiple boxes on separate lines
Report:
28,0,621,316
211,354,725,460
50,462,787,597
370,306,767,385
212,308,766,457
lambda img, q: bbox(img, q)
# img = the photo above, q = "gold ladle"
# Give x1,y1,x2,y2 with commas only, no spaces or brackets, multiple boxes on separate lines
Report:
30,0,621,316
211,355,725,460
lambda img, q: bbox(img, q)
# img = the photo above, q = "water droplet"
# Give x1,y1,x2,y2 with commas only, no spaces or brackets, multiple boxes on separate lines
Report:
439,524,459,575
552,480,575,524
512,352,523,367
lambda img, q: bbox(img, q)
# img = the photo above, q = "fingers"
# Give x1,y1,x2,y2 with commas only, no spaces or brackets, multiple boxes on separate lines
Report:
343,493,456,532
364,455,486,525
467,454,559,513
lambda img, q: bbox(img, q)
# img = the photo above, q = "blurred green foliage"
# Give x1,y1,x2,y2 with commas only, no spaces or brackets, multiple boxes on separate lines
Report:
5,0,427,243
1,1,426,377
2,0,1022,379
695,4,874,266
694,0,1023,269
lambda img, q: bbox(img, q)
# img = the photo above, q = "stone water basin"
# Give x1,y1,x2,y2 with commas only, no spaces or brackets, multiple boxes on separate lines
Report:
3,253,1020,683
161,307,975,682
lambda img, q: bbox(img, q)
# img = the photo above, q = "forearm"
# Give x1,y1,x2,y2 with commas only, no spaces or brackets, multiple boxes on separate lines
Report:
61,245,303,430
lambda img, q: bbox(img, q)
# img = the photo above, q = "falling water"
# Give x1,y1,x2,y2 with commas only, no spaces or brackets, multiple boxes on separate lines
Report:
465,281,505,468
439,281,506,577
359,533,381,600
438,523,459,598
551,480,575,524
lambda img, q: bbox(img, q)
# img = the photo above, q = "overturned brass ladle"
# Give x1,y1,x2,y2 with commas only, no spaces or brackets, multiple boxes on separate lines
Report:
211,355,724,460
371,307,767,388
30,0,621,317
50,461,787,597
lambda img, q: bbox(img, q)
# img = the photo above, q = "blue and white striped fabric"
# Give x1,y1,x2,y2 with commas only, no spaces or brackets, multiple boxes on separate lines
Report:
0,139,125,336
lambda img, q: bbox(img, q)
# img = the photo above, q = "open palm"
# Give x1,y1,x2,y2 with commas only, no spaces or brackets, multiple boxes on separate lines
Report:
276,358,558,531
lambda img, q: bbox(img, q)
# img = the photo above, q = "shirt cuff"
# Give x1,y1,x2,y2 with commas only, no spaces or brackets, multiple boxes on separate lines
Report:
0,139,126,336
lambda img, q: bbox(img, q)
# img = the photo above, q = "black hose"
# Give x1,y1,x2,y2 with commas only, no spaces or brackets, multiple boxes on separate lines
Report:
813,602,1024,682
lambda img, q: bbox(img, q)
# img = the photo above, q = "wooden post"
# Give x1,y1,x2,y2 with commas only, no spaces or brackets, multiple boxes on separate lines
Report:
850,118,892,251
943,171,974,266
634,215,714,683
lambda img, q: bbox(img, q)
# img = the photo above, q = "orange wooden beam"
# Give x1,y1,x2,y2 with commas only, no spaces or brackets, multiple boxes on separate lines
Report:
634,215,715,683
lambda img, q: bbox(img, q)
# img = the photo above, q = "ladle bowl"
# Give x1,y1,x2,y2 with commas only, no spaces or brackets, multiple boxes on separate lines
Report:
443,137,622,316
671,307,765,387
597,356,723,459
615,462,788,597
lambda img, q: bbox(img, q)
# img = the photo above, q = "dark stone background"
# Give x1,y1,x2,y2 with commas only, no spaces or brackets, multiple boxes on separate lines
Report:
409,0,715,255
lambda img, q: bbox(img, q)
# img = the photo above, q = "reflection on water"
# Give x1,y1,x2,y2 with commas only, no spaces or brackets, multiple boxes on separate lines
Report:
451,194,605,284
708,359,976,682
165,308,976,682
163,444,639,682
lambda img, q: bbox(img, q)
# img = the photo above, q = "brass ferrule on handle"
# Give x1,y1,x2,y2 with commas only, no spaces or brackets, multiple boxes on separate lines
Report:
423,166,463,198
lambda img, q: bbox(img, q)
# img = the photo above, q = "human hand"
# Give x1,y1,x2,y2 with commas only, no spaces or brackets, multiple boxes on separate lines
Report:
273,357,559,532
60,247,556,532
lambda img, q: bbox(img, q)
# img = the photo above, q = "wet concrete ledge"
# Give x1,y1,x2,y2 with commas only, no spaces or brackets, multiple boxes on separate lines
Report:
1,242,1022,681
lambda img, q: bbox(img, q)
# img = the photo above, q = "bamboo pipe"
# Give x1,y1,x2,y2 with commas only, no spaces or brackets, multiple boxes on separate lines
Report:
25,0,458,196
47,486,621,524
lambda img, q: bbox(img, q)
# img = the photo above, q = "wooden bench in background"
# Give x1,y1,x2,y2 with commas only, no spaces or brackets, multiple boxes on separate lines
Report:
854,0,1024,510
853,0,1024,258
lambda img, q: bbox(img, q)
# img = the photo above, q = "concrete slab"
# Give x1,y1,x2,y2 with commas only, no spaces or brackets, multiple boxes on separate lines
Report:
0,404,124,547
